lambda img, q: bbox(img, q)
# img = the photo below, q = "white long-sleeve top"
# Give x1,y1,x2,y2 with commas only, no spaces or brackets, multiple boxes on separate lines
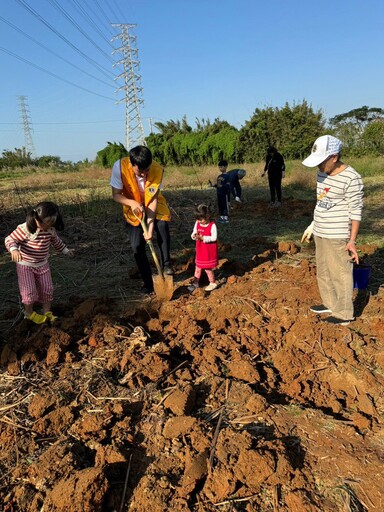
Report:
191,221,217,243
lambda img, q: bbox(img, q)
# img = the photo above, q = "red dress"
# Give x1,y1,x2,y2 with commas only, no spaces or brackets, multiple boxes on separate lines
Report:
195,222,218,269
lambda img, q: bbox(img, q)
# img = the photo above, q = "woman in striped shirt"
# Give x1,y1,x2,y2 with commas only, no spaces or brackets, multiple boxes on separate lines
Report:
5,202,74,324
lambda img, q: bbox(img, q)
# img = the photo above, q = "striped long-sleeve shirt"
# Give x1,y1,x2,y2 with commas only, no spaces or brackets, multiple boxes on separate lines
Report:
313,166,363,239
5,223,69,267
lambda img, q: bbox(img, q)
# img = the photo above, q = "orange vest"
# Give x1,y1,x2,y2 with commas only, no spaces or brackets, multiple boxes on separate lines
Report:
120,157,171,226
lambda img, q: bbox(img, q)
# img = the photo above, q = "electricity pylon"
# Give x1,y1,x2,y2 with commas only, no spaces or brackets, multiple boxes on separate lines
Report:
112,24,146,150
18,95,36,157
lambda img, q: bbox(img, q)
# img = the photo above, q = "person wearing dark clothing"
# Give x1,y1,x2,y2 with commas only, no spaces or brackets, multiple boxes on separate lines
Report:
227,168,246,202
209,160,231,223
262,147,285,207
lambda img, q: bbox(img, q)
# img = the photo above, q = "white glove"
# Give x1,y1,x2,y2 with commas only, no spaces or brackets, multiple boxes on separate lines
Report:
301,221,314,243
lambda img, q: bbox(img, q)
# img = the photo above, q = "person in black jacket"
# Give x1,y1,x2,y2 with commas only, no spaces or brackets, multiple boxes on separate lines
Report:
261,146,285,207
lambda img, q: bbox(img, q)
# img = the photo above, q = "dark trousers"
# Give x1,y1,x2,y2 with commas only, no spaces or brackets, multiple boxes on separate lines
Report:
230,180,242,199
217,192,229,216
125,220,171,290
268,173,282,202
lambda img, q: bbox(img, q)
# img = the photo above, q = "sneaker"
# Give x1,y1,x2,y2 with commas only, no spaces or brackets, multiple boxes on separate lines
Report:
217,216,229,224
187,280,199,292
321,316,354,326
235,196,242,203
205,282,218,292
310,304,332,314
25,311,48,324
45,311,58,322
268,202,275,208
163,265,174,276
275,201,282,207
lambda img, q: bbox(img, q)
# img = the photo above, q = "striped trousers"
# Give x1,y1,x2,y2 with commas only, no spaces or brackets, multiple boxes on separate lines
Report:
16,263,54,305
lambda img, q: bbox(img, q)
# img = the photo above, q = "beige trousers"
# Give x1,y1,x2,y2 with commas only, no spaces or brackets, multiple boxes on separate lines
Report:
314,236,354,321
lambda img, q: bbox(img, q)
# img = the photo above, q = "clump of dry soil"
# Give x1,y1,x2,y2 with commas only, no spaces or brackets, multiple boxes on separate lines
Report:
1,243,383,511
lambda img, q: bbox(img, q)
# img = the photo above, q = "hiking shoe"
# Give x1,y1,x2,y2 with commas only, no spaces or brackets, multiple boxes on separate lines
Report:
26,311,48,324
322,316,354,326
45,311,58,322
310,304,332,314
205,282,218,292
163,265,174,276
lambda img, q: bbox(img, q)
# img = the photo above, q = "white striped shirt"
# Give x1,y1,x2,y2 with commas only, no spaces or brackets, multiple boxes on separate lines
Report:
5,223,69,267
313,166,363,239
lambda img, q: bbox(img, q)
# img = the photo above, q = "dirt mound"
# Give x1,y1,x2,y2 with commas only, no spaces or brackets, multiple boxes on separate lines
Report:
1,249,384,511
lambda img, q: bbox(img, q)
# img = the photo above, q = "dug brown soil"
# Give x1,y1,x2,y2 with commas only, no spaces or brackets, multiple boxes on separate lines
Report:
1,201,384,511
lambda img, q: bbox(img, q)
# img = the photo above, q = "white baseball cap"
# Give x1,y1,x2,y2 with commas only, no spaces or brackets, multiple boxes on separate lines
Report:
302,135,342,167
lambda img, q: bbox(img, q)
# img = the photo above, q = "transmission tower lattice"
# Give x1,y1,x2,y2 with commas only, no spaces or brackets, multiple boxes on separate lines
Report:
112,24,145,150
18,95,36,157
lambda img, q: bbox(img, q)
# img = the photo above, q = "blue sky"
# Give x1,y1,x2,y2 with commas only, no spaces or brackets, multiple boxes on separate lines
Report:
1,0,383,162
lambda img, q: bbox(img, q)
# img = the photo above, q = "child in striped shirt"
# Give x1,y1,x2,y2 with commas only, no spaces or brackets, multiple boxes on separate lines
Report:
5,202,74,324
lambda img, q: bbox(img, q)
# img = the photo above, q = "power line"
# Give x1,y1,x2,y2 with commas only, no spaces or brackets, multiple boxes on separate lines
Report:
109,0,126,20
14,0,115,80
81,0,115,36
66,0,117,49
103,0,121,22
0,15,115,88
0,46,115,100
93,0,113,25
46,0,115,65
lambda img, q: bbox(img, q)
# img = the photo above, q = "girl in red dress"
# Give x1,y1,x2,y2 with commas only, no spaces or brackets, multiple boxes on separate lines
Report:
188,204,218,292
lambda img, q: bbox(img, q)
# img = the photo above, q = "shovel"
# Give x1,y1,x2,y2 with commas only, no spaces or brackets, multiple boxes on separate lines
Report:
133,210,173,301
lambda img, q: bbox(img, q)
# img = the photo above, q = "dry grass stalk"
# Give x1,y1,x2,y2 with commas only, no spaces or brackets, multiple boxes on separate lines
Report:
0,392,34,413
233,295,271,318
86,390,132,402
213,493,259,506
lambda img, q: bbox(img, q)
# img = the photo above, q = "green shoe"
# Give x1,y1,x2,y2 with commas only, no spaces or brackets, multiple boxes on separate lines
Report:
45,311,58,322
26,311,48,324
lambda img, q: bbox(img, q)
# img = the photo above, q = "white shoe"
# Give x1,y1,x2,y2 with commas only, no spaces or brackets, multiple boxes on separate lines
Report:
235,196,242,203
205,283,218,292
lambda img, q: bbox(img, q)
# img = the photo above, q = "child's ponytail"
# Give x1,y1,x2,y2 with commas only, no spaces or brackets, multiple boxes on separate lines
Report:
26,202,64,233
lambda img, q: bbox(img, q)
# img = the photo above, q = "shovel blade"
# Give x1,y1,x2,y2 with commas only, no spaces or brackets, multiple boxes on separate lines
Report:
153,274,174,301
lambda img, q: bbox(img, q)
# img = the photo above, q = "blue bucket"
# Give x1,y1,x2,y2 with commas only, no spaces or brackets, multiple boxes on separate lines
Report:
353,265,372,289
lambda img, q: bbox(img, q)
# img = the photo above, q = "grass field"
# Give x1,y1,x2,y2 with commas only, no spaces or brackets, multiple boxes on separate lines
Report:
0,158,383,334
1,157,383,244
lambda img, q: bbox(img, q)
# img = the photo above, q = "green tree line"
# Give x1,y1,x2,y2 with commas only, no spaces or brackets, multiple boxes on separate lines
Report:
3,102,383,170
0,147,87,171
96,102,384,167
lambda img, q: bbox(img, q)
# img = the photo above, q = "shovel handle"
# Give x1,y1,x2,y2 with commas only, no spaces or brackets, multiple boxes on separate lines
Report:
133,209,164,277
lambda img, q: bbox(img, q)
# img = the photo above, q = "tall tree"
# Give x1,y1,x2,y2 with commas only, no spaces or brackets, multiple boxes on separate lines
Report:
239,101,325,161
